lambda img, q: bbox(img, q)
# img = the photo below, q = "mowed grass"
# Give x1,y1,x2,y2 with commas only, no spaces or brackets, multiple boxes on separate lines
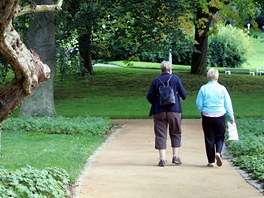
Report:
54,67,264,119
244,33,264,68
1,130,106,182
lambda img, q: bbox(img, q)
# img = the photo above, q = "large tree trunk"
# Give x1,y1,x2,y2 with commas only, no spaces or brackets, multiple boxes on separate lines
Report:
0,0,50,122
191,7,218,75
79,32,93,75
20,0,57,116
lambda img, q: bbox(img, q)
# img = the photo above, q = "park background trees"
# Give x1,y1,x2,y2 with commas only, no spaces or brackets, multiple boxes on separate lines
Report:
55,0,262,76
1,0,263,119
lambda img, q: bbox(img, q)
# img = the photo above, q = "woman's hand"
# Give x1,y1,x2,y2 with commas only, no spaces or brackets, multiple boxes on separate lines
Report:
229,120,235,125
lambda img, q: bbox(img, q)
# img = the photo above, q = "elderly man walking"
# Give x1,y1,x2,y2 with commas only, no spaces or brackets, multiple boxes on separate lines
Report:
146,61,187,167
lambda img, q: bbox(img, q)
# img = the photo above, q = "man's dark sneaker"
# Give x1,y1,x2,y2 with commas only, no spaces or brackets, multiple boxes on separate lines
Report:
172,156,182,165
158,160,166,167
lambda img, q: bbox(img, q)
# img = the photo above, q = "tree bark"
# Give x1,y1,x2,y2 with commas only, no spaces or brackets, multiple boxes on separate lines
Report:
0,0,63,121
20,0,57,116
191,7,218,75
0,0,50,122
79,32,93,75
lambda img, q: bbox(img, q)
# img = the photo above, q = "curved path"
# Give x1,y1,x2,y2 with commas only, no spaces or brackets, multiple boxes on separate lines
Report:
74,119,262,198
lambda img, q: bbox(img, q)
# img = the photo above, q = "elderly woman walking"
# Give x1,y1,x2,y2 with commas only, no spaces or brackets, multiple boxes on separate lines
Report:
196,68,235,167
147,61,187,167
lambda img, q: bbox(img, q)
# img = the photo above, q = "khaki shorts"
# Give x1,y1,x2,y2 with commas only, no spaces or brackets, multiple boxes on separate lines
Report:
153,112,182,149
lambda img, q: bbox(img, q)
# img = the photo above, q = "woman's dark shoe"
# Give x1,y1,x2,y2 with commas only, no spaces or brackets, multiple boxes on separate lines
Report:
207,163,214,167
215,153,222,167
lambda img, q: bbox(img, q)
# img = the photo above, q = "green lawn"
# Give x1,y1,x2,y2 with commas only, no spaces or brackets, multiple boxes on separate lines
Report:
1,130,106,182
244,34,264,68
54,67,264,119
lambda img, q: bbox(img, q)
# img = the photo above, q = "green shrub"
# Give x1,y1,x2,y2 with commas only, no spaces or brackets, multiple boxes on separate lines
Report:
171,36,193,65
208,24,252,68
0,166,69,198
226,117,264,186
1,116,112,136
138,30,193,65
139,45,168,63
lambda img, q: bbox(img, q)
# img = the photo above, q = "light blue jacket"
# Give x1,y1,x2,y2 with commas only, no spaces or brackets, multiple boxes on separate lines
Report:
196,80,234,121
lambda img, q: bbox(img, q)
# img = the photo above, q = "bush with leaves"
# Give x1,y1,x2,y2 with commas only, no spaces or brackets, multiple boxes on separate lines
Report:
226,117,264,187
138,30,193,65
208,24,252,68
138,47,168,63
0,166,70,198
1,116,112,136
171,36,193,65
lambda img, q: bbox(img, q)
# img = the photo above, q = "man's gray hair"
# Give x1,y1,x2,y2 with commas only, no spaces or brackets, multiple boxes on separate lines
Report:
207,68,219,81
160,61,172,73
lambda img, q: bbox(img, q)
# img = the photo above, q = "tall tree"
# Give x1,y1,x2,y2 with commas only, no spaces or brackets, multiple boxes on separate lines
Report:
190,0,258,75
0,0,63,122
20,0,57,116
57,0,104,75
191,2,218,74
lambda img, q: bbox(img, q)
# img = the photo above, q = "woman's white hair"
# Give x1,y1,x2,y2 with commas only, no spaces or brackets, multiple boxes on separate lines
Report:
160,61,172,73
207,68,219,81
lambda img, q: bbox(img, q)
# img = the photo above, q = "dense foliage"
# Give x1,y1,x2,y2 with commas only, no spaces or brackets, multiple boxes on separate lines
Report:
55,0,190,76
1,0,262,79
0,166,69,198
226,117,264,187
1,115,112,136
208,24,252,68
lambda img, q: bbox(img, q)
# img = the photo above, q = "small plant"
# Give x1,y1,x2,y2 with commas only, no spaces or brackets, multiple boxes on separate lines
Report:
0,166,70,198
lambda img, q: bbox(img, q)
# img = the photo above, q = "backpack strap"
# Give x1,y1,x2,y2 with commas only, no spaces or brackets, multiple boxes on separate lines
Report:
158,78,165,86
167,75,173,85
158,75,173,86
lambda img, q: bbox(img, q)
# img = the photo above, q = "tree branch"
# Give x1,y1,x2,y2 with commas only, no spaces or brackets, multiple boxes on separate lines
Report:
0,0,18,37
15,0,63,17
0,0,63,121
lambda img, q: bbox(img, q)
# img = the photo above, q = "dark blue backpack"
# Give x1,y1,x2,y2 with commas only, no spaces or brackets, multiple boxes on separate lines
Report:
158,75,175,105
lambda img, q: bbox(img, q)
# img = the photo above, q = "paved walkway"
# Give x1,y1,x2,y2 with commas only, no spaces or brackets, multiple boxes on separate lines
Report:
74,119,263,198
